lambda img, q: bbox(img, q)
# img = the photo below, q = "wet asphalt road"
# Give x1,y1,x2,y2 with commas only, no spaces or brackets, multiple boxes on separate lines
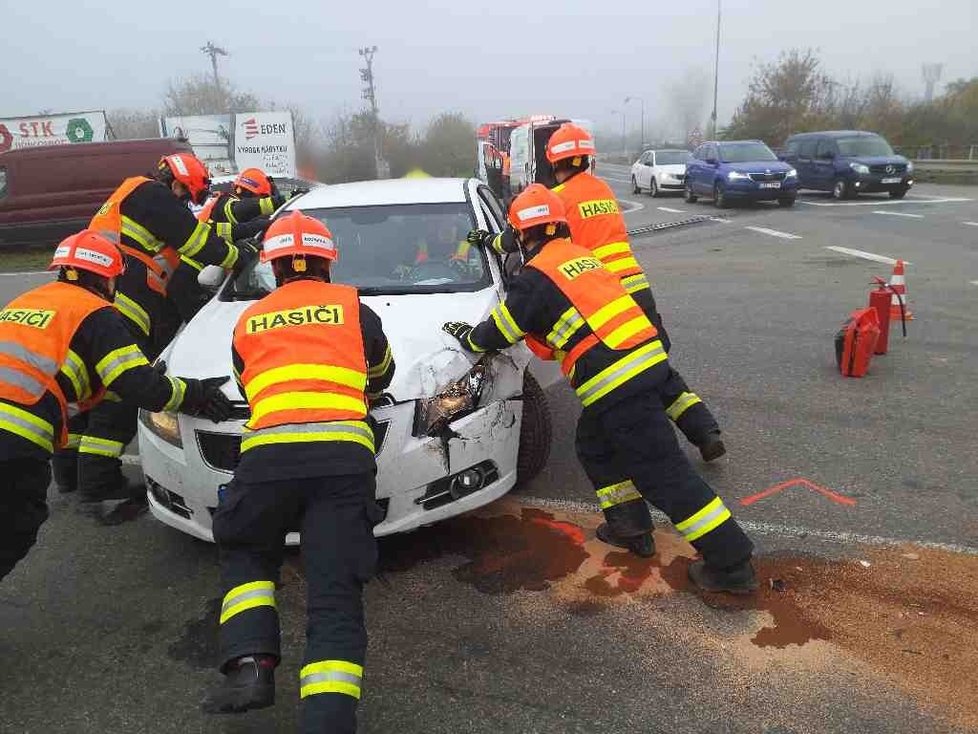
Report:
1,174,977,732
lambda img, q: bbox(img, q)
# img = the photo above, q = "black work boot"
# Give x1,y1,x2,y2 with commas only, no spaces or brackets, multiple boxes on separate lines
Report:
202,656,276,714
688,559,758,594
596,523,656,558
698,431,726,463
79,480,147,525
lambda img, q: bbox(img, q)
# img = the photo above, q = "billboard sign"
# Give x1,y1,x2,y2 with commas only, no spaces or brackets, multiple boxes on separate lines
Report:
232,111,296,177
160,114,235,174
0,110,108,153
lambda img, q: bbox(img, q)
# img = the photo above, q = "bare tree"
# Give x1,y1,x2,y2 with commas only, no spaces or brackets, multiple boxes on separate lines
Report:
163,74,260,116
106,108,161,139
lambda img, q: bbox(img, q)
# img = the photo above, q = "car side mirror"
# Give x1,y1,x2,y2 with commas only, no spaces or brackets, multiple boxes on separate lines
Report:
705,157,718,166
197,264,226,288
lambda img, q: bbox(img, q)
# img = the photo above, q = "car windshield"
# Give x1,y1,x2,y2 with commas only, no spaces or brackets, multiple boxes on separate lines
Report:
224,202,490,300
719,142,778,163
655,151,690,165
836,136,895,157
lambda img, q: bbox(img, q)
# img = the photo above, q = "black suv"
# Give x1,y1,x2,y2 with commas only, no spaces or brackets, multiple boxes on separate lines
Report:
781,130,914,199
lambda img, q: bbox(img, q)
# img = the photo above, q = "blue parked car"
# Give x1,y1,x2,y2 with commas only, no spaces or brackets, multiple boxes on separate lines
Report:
685,140,798,208
781,130,913,200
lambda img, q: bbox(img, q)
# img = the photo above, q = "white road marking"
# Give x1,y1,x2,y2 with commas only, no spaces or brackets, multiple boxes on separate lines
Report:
745,225,802,240
872,210,924,219
963,221,978,227
617,198,645,214
970,281,978,286
824,246,911,265
0,271,51,277
709,217,732,223
657,206,686,213
520,496,978,555
800,197,972,208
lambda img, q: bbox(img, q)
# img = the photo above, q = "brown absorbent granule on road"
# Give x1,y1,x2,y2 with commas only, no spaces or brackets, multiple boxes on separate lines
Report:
741,548,978,730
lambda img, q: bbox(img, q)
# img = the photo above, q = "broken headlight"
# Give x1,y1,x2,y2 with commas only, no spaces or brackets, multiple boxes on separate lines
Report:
415,361,490,436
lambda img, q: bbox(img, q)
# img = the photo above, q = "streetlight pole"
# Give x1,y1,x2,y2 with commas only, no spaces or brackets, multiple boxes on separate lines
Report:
710,0,721,139
625,96,645,151
359,45,388,179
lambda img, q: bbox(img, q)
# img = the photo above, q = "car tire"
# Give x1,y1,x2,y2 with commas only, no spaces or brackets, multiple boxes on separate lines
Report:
778,197,796,208
889,186,909,199
649,179,659,198
684,182,698,203
516,371,552,486
714,182,729,209
632,176,641,195
832,179,852,200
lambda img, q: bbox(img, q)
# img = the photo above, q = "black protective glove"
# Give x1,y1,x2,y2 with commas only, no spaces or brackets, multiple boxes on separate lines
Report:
466,229,494,248
442,321,476,351
232,238,261,273
232,216,271,242
466,227,517,255
290,187,310,199
180,376,234,423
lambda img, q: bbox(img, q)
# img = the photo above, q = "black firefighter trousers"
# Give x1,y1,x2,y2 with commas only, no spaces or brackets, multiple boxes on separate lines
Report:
213,472,378,734
0,459,51,582
633,287,721,447
576,373,753,569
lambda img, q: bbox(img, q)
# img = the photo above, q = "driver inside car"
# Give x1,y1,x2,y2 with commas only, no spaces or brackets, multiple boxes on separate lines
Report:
395,218,473,280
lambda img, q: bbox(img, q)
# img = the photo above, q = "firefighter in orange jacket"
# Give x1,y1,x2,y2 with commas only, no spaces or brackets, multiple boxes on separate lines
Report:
52,154,264,509
203,212,395,732
545,123,726,462
0,230,232,580
444,186,756,592
469,125,726,463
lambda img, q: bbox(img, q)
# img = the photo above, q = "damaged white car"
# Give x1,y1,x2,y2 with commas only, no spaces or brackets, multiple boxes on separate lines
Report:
137,177,553,541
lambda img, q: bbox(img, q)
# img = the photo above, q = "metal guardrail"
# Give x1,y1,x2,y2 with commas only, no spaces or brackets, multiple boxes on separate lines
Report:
627,215,720,239
913,159,978,171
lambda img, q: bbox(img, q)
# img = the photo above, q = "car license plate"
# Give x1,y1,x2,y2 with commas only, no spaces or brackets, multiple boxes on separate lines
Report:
759,182,781,189
881,177,902,184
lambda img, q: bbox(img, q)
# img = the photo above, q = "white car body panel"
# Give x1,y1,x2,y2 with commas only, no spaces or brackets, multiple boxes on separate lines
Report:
139,178,554,542
630,151,689,192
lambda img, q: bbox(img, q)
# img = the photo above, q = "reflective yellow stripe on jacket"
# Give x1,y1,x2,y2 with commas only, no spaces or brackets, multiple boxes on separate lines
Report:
0,401,55,452
240,420,375,454
95,345,148,387
576,340,667,407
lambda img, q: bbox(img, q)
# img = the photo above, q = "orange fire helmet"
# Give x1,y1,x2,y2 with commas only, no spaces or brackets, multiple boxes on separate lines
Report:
545,123,596,164
261,211,338,264
507,184,568,234
234,168,273,197
49,229,125,279
158,153,212,205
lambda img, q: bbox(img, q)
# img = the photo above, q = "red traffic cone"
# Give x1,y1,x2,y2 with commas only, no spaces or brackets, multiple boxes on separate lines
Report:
888,260,914,321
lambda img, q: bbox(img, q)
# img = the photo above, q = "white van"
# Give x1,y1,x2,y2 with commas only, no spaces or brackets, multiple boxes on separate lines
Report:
508,117,593,196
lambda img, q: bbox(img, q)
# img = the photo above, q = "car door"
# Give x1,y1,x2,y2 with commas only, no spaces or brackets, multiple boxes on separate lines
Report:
687,147,702,192
644,151,657,188
696,144,718,194
793,137,817,188
812,137,838,191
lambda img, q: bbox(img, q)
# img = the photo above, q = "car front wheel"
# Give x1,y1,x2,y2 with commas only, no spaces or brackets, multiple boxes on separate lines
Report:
714,182,729,209
632,176,641,195
649,178,659,198
516,371,552,485
832,179,852,200
684,182,698,203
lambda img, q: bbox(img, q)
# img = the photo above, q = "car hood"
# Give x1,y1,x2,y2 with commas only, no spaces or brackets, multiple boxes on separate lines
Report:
722,161,793,173
164,288,507,402
656,164,687,174
846,155,909,166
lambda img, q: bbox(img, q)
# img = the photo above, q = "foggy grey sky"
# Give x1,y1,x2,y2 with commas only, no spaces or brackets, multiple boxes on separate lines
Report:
2,0,976,137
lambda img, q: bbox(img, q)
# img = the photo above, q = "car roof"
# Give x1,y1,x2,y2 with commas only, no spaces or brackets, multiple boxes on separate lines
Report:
289,177,471,209
787,130,882,139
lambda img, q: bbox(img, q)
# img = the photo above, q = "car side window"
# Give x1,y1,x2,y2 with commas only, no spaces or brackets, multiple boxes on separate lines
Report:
706,144,718,161
784,139,799,156
0,167,7,200
477,186,504,232
648,152,656,166
798,138,817,158
815,138,837,160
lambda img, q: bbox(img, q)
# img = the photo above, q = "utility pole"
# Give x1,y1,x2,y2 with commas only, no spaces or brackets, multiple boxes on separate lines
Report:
200,41,228,90
625,96,645,151
710,0,721,139
359,45,388,178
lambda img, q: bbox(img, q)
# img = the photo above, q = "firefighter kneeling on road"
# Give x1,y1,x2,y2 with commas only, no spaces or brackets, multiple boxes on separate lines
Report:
0,230,232,581
203,211,395,733
444,185,756,593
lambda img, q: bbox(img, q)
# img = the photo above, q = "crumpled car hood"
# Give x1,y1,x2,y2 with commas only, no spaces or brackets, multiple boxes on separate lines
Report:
164,287,527,402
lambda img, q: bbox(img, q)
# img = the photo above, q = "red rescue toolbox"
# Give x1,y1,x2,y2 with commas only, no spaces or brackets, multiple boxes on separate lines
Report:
835,307,881,377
